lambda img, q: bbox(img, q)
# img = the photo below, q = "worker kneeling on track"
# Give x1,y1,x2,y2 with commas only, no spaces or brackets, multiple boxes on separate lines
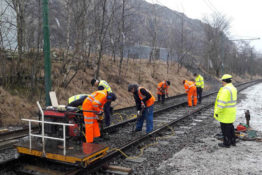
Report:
183,80,197,107
82,90,116,143
128,84,155,133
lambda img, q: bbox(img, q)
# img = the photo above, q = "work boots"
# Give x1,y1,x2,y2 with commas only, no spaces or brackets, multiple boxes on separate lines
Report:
218,143,230,148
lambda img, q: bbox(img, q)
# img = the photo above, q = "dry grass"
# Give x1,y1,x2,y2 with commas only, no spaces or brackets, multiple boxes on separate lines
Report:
0,87,38,126
54,58,196,110
0,55,255,127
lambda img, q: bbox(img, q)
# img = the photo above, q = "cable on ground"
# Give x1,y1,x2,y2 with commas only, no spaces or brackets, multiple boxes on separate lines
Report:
108,124,176,159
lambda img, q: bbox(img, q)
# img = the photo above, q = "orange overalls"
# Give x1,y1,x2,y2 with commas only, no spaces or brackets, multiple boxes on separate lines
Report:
184,80,197,106
157,81,169,95
82,90,107,143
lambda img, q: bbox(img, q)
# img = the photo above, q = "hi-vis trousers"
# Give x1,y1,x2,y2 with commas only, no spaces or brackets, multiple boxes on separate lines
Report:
84,106,100,143
187,86,197,106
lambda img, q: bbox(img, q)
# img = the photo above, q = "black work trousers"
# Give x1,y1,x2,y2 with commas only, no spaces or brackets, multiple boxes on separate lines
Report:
220,122,236,146
103,101,111,127
158,94,165,104
196,87,203,103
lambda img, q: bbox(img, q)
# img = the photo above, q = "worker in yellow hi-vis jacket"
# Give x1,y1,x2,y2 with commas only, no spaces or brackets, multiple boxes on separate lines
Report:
214,74,237,148
194,73,204,104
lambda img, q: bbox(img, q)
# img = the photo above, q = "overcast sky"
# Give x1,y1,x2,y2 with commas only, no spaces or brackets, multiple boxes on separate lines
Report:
145,0,262,52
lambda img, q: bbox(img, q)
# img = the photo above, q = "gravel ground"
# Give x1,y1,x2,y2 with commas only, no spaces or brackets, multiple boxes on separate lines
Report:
155,83,262,175
0,82,259,175
106,102,219,175
104,83,262,175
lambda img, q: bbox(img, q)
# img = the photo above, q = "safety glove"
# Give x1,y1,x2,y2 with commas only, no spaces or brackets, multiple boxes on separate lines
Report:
97,111,104,120
97,111,104,116
137,110,141,117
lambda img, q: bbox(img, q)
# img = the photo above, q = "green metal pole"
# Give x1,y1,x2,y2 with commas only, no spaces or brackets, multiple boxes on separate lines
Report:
42,0,52,106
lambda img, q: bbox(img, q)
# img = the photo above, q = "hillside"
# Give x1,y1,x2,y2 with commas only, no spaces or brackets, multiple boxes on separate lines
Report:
0,55,213,127
0,0,258,127
0,52,256,127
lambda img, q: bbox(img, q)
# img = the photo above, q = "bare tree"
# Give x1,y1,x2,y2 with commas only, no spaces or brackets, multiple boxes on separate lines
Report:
203,13,230,77
108,0,120,63
144,3,159,79
65,0,72,51
94,0,112,78
6,0,25,61
61,0,90,88
146,3,158,64
173,15,196,73
117,0,127,82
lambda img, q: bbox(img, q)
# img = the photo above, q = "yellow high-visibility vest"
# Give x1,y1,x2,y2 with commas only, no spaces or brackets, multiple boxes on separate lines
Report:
214,83,237,123
195,75,204,88
68,94,88,109
99,80,112,93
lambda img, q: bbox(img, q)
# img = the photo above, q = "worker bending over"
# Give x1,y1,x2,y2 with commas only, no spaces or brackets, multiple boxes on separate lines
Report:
214,74,237,148
194,73,204,104
68,94,89,109
82,90,116,143
128,84,155,133
157,80,170,104
91,78,113,127
183,80,197,107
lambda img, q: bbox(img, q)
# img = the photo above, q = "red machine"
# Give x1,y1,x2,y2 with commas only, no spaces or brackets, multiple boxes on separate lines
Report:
43,109,84,139
15,103,109,167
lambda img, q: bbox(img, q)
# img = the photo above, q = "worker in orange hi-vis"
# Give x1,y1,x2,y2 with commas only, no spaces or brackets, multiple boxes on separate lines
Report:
157,80,170,104
183,80,197,107
82,89,116,143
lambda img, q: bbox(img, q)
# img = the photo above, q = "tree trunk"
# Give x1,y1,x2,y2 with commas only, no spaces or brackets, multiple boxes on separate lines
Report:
118,0,126,82
95,0,107,79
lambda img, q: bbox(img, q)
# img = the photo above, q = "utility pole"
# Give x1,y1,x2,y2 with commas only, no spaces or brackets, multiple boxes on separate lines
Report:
42,0,52,106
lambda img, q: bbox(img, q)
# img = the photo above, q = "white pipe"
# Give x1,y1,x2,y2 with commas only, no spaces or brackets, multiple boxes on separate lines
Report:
36,101,45,156
31,134,65,141
22,119,74,126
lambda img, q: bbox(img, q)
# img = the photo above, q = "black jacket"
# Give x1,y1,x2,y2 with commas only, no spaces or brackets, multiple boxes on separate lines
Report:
133,87,152,110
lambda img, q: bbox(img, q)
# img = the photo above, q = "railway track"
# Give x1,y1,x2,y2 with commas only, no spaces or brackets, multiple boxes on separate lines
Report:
83,80,259,173
0,80,254,145
0,127,39,150
0,80,260,174
104,80,257,133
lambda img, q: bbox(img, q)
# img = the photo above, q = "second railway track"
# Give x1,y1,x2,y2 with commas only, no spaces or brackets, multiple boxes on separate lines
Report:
0,79,260,174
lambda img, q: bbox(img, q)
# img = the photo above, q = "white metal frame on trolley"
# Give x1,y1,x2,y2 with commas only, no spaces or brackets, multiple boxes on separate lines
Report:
22,101,74,156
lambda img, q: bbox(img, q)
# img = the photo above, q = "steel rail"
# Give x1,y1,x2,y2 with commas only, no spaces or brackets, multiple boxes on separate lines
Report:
84,79,261,173
0,80,259,145
0,79,260,174
103,80,260,133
